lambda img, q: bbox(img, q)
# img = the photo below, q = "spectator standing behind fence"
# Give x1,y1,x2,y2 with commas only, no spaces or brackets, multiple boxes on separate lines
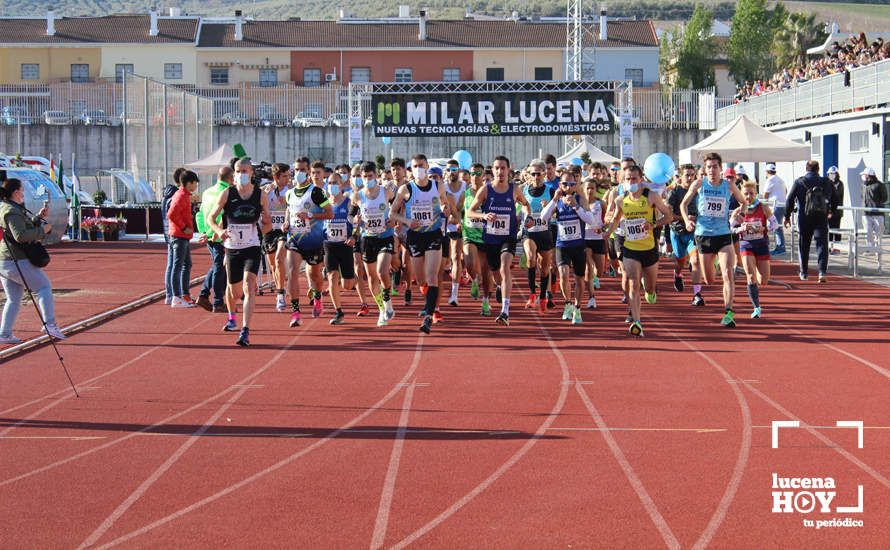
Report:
167,170,203,308
762,163,787,255
826,166,845,254
862,167,887,251
163,167,186,304
195,166,234,312
784,160,836,283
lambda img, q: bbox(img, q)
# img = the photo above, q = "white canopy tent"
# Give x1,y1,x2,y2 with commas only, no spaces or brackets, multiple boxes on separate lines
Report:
679,115,810,164
557,136,620,165
184,144,231,169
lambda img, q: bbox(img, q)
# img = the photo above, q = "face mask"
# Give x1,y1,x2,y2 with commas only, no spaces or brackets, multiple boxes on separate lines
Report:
628,183,641,194
364,179,378,189
238,173,250,185
412,167,427,181
323,177,329,185
295,171,307,184
339,172,349,179
328,184,340,196
353,177,363,187
747,198,760,209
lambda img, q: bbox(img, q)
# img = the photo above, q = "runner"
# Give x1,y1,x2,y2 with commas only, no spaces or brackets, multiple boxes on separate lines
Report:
466,155,534,326
582,175,606,308
665,163,705,304
604,165,673,337
283,160,333,328
262,163,291,311
207,158,272,347
521,159,554,312
444,160,466,307
540,172,597,324
731,181,777,318
323,178,356,324
680,152,748,327
389,158,413,306
390,154,451,334
462,162,489,313
354,161,397,327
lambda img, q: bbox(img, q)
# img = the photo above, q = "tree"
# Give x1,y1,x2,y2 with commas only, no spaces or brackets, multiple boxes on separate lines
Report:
772,12,828,70
676,4,717,89
728,0,774,84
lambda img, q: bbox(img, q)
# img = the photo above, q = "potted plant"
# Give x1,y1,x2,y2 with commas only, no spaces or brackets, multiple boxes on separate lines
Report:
81,217,98,240
93,189,107,206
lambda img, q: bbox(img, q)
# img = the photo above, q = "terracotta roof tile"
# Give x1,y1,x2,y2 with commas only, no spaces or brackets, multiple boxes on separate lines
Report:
0,15,198,44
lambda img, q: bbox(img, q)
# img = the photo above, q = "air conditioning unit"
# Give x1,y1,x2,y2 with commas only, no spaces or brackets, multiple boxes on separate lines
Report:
325,73,337,82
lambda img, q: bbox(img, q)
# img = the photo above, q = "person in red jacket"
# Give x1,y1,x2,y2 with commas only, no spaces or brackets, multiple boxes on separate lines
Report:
167,170,203,308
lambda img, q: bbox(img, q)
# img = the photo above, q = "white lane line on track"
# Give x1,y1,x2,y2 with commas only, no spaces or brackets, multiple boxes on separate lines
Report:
370,381,417,550
574,382,681,550
741,382,890,490
0,319,302,489
0,315,216,436
652,320,754,550
766,318,890,380
77,321,319,549
88,333,427,550
389,313,570,550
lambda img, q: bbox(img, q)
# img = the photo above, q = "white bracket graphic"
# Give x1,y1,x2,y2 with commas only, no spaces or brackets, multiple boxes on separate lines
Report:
835,420,864,449
771,420,800,449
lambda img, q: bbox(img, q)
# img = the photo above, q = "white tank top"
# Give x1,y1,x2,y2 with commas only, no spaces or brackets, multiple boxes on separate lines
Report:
445,181,466,233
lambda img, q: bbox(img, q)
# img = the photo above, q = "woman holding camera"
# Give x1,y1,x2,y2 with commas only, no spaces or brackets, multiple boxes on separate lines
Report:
0,178,66,344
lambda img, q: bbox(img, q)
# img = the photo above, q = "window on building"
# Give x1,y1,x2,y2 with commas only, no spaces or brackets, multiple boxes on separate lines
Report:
71,64,90,83
259,68,278,87
394,68,413,83
114,64,134,84
164,63,183,80
534,67,553,81
624,68,644,86
811,136,822,156
210,67,229,85
303,68,321,87
486,67,504,81
850,130,869,153
351,67,371,83
20,64,39,81
442,68,460,82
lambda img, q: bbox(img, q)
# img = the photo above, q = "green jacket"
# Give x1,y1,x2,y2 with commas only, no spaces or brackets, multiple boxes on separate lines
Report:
195,181,230,242
0,200,45,261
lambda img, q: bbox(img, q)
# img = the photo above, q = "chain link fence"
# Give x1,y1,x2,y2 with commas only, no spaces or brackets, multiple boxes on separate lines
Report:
122,73,214,200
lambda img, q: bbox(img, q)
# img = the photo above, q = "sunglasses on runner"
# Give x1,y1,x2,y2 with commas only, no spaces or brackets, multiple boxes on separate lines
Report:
530,172,542,176
470,171,483,176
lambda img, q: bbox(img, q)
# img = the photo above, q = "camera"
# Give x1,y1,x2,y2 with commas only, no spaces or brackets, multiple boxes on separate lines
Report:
252,161,273,186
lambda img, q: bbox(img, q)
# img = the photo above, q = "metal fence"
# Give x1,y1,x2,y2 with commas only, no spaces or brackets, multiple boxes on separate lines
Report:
0,81,124,125
717,58,890,128
122,73,214,199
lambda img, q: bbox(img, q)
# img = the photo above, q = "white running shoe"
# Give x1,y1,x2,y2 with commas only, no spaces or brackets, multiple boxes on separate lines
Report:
43,324,67,340
275,294,287,312
385,301,395,321
170,297,195,308
377,310,388,327
164,296,172,305
586,297,597,309
0,334,23,345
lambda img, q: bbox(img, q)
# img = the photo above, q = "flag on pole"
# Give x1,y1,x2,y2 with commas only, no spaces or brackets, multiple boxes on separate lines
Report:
57,158,65,195
49,155,55,182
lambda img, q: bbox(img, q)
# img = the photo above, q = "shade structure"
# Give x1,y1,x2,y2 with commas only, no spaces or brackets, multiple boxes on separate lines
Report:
184,144,231,169
557,136,620,165
679,115,811,164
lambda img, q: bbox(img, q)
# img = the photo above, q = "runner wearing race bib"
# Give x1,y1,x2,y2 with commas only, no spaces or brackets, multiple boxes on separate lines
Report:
731,181,775,320
390,154,452,334
680,152,748,328
665,163,704,305
283,160,334,326
323,182,356,325
355,162,397,327
467,155,533,327
262,163,292,311
521,160,554,312
583,174,607,309
461,163,487,310
444,161,467,307
604,165,673,338
207,158,271,347
539,173,596,325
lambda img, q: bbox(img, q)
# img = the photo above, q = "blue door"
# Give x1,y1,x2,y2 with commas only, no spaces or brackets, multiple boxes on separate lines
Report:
822,134,839,176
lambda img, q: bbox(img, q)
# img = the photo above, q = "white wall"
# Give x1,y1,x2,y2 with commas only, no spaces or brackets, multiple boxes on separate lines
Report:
583,48,659,86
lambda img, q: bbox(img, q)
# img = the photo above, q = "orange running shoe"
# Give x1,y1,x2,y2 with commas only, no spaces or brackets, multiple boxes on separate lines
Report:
525,293,537,309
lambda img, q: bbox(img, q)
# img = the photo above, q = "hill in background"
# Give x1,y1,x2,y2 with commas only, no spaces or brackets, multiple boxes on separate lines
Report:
1,1,888,31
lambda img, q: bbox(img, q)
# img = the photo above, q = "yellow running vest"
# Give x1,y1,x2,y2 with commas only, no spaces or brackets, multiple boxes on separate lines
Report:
622,192,656,251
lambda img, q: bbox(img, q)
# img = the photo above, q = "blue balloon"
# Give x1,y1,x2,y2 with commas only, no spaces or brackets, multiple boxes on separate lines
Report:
381,136,391,145
453,150,473,170
571,157,584,166
643,153,676,185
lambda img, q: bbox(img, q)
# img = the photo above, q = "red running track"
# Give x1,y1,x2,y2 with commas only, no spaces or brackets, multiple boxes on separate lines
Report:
1,253,889,549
